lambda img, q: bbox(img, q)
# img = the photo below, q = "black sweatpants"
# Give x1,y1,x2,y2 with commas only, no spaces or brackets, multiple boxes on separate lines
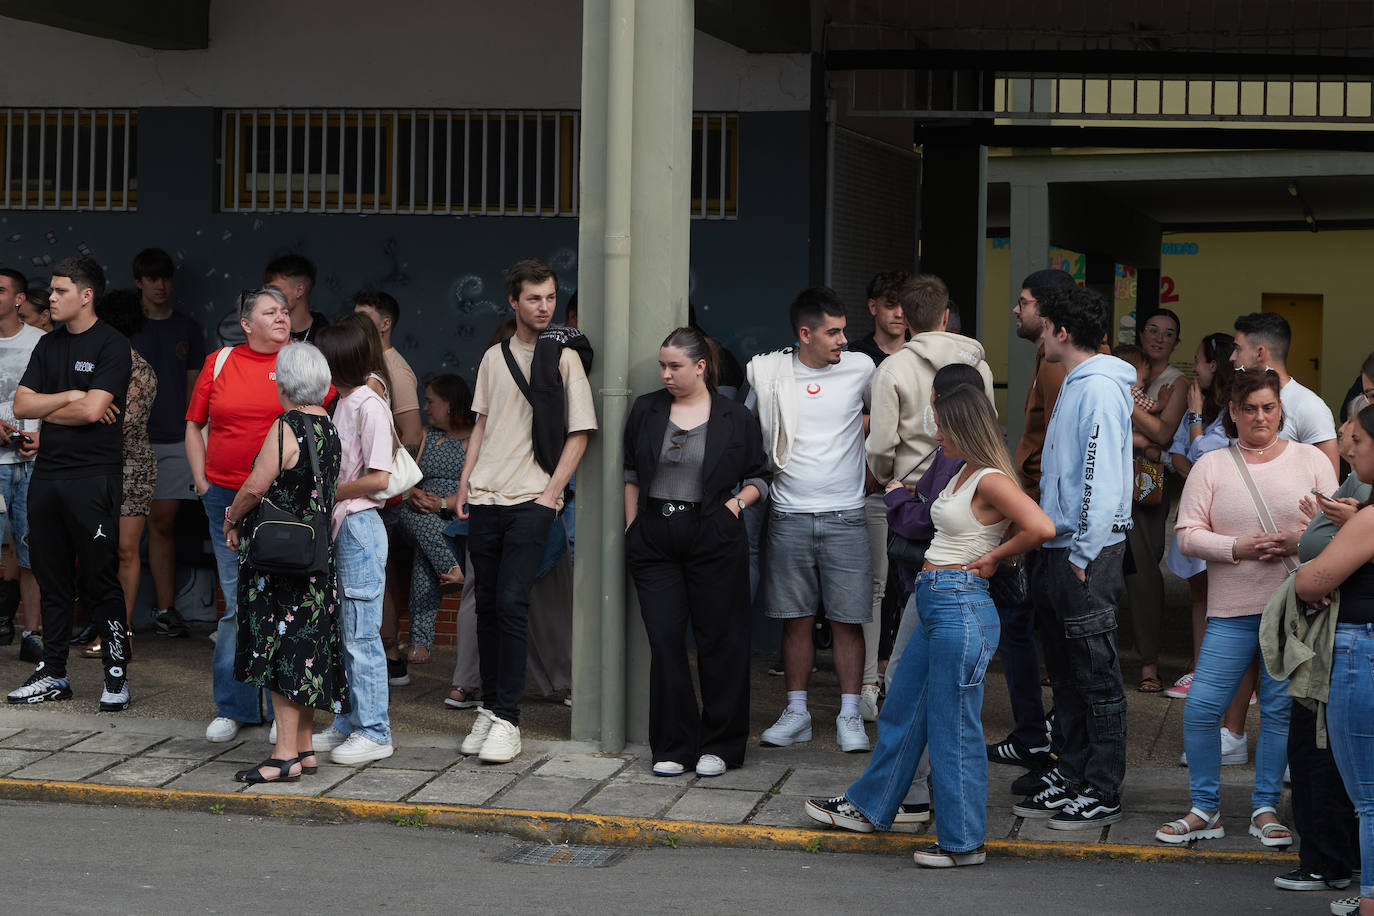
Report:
627,505,751,769
27,473,126,678
1289,699,1359,878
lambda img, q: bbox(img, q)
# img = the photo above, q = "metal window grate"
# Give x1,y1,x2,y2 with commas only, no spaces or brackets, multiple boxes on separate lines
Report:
1,108,137,210
220,108,739,219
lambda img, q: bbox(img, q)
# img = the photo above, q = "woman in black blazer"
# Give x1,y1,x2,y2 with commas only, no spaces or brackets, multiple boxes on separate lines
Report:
624,327,769,778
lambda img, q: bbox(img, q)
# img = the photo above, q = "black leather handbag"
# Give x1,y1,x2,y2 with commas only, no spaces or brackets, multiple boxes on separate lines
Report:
247,416,329,578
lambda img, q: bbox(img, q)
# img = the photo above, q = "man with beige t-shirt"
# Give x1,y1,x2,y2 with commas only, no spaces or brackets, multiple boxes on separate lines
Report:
455,259,596,763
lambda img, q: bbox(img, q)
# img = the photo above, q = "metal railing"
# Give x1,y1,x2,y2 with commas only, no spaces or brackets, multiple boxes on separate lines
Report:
1,108,138,210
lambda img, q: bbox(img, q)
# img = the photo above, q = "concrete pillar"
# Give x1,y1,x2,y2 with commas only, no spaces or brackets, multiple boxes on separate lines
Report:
917,143,987,338
1005,180,1049,447
571,0,694,750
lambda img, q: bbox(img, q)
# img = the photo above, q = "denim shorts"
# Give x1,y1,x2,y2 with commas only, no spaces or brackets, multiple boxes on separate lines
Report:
764,507,871,624
0,460,33,568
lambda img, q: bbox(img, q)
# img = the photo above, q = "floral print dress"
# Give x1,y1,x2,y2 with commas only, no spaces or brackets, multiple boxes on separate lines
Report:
234,410,349,715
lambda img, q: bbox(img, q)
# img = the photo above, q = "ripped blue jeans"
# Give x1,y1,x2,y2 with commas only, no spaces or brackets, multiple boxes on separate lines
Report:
846,569,1000,851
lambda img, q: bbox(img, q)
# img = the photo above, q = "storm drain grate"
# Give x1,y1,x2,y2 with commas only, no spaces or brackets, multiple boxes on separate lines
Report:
498,843,630,868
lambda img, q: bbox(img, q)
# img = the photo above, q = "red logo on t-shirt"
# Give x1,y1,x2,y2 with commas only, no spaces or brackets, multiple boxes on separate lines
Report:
806,383,821,395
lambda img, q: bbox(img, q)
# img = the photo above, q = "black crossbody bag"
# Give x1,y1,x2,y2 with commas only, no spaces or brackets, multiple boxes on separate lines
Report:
247,417,329,577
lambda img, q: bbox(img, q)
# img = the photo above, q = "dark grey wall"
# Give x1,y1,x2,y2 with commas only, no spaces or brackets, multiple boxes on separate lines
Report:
2,107,811,391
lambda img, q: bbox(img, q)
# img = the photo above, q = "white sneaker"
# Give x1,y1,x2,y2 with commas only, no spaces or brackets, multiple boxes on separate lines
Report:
205,716,240,743
652,760,685,777
1221,727,1248,766
858,683,880,723
760,709,812,747
331,733,395,765
695,754,726,777
478,715,521,763
836,713,871,753
313,725,348,752
461,707,495,755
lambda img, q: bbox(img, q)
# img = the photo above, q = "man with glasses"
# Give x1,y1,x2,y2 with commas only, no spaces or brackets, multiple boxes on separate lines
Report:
1231,312,1338,473
750,287,876,754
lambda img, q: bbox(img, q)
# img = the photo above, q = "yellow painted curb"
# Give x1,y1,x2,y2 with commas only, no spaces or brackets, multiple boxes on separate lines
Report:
0,777,1297,865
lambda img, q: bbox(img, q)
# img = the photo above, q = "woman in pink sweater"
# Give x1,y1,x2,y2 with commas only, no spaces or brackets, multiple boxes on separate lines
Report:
1157,368,1337,847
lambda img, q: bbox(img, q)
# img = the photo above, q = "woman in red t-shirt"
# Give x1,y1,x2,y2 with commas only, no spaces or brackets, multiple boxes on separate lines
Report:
185,288,293,745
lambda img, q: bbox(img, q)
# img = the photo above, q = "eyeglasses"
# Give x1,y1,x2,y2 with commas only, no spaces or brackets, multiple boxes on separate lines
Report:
1235,365,1278,374
665,428,689,464
1141,325,1178,340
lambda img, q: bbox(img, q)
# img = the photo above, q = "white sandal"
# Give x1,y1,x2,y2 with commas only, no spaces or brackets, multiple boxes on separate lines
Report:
1155,806,1225,844
1248,806,1293,848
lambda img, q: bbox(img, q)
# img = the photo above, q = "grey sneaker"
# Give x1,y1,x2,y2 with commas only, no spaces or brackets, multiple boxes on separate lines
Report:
760,709,812,747
836,714,871,753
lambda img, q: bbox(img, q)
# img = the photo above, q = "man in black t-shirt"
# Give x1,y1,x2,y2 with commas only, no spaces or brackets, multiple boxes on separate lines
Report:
129,247,205,638
264,254,330,343
8,256,132,710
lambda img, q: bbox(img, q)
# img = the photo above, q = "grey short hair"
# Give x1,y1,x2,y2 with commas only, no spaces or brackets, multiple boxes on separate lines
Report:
240,286,289,321
274,342,331,406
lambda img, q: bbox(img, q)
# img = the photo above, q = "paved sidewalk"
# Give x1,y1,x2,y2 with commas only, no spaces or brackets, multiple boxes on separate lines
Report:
0,706,1297,864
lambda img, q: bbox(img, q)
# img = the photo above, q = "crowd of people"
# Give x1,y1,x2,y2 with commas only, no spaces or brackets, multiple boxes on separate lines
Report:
0,251,1371,914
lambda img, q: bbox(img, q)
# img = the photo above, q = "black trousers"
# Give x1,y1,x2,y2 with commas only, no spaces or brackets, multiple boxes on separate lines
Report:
1289,699,1359,877
467,501,558,726
27,473,126,679
627,505,751,769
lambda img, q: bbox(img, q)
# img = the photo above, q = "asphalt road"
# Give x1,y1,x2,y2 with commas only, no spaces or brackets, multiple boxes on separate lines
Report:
1,801,1326,915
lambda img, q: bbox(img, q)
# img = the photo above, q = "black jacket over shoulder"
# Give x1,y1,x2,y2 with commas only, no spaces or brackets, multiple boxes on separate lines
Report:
623,388,770,518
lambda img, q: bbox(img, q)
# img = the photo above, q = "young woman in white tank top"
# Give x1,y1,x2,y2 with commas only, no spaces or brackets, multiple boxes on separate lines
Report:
806,384,1055,867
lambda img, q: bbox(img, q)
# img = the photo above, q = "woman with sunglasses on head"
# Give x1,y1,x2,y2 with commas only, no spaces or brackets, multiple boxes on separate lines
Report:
623,327,769,779
1159,367,1336,847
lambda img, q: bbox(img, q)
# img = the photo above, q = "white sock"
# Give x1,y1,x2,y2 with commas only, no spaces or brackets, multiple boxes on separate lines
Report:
786,690,807,714
840,693,860,718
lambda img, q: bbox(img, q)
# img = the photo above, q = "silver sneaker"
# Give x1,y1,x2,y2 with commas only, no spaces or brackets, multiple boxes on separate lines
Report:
760,709,812,747
836,713,871,753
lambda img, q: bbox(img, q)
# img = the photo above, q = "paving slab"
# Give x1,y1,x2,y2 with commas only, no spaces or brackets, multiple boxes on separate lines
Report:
496,775,599,812
776,765,852,798
164,760,248,793
696,762,789,792
213,742,276,764
10,751,123,782
578,781,684,818
750,792,815,828
0,747,48,777
408,768,520,806
0,728,95,751
146,736,235,764
67,731,167,756
1017,816,1106,843
665,787,761,823
534,753,627,781
99,757,201,787
244,764,351,795
326,767,434,802
0,727,21,742
371,744,459,772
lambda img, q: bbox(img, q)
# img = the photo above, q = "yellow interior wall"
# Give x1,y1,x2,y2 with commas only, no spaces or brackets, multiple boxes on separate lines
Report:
983,229,1374,414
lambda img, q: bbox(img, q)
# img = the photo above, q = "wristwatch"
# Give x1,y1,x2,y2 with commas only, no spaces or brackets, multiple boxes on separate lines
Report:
735,497,746,513
438,494,455,521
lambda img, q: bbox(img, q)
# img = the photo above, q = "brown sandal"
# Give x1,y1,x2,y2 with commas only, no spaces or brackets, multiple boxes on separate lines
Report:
1138,676,1164,693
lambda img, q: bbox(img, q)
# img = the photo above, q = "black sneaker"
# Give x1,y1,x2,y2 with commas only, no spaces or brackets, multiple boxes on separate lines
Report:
1330,896,1360,915
387,656,410,687
98,667,131,712
912,843,986,868
7,665,73,704
767,657,785,677
1274,868,1352,892
18,630,43,663
1011,762,1061,799
1011,769,1072,818
893,802,931,824
987,733,1052,769
71,622,99,646
1046,790,1122,830
153,606,190,638
804,795,874,833
0,613,12,646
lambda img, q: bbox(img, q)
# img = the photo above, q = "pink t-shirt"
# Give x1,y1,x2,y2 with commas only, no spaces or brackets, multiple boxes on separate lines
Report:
331,386,395,534
1175,441,1337,618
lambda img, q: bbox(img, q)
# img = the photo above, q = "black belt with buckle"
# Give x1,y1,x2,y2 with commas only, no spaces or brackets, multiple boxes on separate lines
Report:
648,498,699,517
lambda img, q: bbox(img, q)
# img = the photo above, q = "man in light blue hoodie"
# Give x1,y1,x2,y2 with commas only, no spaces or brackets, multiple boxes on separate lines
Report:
1010,284,1134,831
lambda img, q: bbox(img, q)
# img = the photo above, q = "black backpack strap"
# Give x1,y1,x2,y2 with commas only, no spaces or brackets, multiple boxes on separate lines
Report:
501,339,534,406
278,411,322,483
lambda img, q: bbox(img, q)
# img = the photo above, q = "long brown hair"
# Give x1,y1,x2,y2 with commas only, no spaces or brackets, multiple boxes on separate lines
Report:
660,326,718,391
933,384,1020,486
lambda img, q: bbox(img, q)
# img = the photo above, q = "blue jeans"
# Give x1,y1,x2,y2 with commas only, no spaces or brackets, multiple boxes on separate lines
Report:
200,484,271,724
332,509,391,745
1183,615,1290,812
846,570,1000,850
0,460,33,567
1329,624,1374,900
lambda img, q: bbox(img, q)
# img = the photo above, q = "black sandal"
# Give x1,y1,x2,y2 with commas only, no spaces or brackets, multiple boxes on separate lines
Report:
297,749,318,775
234,756,302,784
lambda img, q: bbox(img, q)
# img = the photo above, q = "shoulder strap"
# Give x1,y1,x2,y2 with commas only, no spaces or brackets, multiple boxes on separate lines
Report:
1226,442,1298,575
212,346,233,380
279,411,322,483
501,339,534,405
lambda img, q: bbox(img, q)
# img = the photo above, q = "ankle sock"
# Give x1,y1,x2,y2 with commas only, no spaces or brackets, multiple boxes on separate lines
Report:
840,693,860,718
786,690,807,714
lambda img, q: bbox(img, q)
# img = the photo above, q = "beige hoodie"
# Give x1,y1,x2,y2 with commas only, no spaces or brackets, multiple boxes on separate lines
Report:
866,331,995,484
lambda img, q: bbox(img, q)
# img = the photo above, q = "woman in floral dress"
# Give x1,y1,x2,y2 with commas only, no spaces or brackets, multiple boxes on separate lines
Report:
223,342,346,784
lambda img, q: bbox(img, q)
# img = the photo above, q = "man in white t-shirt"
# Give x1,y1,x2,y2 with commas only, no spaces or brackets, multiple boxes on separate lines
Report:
747,287,875,753
0,268,42,653
1231,312,1338,473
